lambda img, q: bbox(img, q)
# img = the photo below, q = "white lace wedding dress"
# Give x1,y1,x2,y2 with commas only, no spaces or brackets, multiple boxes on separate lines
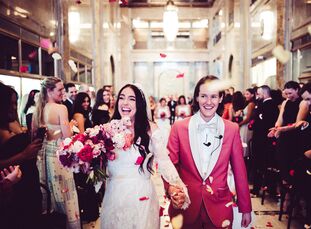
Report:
100,128,189,229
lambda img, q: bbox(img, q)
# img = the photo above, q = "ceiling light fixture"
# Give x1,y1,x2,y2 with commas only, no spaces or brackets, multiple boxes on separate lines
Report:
163,0,179,42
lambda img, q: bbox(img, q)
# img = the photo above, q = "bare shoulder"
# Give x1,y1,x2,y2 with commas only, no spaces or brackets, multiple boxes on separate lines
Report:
299,100,309,108
52,103,67,112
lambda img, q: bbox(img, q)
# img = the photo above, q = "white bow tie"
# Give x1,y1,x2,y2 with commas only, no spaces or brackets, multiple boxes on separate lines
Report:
197,122,217,133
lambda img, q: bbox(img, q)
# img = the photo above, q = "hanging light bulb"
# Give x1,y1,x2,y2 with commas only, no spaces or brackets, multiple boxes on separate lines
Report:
163,0,179,42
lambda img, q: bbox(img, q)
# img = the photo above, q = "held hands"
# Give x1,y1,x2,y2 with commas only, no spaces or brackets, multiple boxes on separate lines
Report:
168,185,186,209
241,212,252,228
0,165,22,185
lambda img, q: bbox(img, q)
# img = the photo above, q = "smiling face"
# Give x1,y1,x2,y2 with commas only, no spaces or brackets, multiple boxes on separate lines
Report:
284,88,299,101
82,96,90,110
118,86,137,120
196,82,222,122
244,90,254,102
48,82,64,103
301,90,311,108
103,90,110,104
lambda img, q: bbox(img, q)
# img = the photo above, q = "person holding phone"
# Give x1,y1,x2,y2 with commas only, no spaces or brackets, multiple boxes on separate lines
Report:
0,82,42,229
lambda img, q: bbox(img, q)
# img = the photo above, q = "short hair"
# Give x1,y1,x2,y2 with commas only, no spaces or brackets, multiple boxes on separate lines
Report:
259,85,271,97
192,75,224,113
300,82,311,95
65,82,76,92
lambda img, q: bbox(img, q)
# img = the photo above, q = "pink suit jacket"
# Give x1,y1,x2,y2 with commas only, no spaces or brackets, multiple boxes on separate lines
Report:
166,117,252,227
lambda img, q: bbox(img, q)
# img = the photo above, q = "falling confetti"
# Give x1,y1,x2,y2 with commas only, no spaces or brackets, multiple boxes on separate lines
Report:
160,53,167,58
159,206,165,216
40,38,52,49
68,60,78,73
307,170,311,175
289,169,295,177
209,176,213,184
171,214,183,229
225,202,234,207
139,196,149,201
266,221,273,227
272,45,290,64
206,185,214,195
176,73,184,78
52,52,62,60
206,79,233,92
221,219,231,228
135,156,144,165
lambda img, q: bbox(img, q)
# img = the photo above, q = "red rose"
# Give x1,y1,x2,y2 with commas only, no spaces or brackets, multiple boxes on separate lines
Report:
77,145,93,162
73,133,87,143
160,113,166,119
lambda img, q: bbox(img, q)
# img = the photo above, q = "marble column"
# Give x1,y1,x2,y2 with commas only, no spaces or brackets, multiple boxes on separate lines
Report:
91,0,104,88
276,0,286,88
239,0,251,89
55,0,70,81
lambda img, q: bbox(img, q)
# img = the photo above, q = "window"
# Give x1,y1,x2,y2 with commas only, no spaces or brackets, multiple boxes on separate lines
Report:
0,33,19,71
21,42,39,74
42,49,54,76
79,63,86,83
70,60,79,82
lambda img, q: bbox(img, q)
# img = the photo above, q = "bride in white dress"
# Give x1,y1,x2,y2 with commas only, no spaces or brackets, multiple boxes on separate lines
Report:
101,84,190,229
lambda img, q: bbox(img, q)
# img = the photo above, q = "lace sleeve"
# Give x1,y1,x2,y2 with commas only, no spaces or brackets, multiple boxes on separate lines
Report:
150,128,190,209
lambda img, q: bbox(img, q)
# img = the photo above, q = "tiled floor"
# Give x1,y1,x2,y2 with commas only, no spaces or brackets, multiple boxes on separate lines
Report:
83,172,306,229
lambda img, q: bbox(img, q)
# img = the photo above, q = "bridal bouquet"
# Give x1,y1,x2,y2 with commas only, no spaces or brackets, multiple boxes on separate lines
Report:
57,117,132,185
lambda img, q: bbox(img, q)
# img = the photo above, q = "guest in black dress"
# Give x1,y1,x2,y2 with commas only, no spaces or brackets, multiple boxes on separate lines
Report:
23,89,39,132
92,89,111,126
268,81,310,183
0,83,42,229
73,92,99,223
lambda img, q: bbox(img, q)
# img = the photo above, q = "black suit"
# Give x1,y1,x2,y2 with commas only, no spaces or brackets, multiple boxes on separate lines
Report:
63,99,74,120
252,98,279,194
167,100,177,125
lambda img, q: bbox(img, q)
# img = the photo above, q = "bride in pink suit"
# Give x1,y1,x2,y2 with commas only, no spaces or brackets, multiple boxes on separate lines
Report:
166,75,252,228
100,84,190,229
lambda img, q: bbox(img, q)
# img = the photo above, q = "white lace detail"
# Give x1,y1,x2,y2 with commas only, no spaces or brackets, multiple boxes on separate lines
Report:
150,128,191,209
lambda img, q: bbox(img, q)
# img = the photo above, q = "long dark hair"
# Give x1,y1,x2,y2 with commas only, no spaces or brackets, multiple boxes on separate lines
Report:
23,89,39,114
73,92,91,119
232,91,246,112
93,88,110,110
192,75,224,114
178,95,186,105
0,83,18,130
245,88,255,104
111,84,153,173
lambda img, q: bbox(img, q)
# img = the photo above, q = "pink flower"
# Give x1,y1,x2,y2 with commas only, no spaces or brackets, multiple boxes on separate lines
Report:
106,152,116,161
77,145,93,162
123,133,133,150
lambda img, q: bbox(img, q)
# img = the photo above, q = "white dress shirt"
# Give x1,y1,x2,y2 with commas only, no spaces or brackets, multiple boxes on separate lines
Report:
196,114,219,178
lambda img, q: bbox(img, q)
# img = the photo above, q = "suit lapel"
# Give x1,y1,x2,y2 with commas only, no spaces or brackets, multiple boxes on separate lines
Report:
188,113,204,178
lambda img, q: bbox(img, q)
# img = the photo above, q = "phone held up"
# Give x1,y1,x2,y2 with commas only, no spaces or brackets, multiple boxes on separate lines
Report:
35,127,47,142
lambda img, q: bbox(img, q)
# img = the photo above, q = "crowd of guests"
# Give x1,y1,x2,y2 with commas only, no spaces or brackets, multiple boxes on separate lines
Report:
0,77,310,228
